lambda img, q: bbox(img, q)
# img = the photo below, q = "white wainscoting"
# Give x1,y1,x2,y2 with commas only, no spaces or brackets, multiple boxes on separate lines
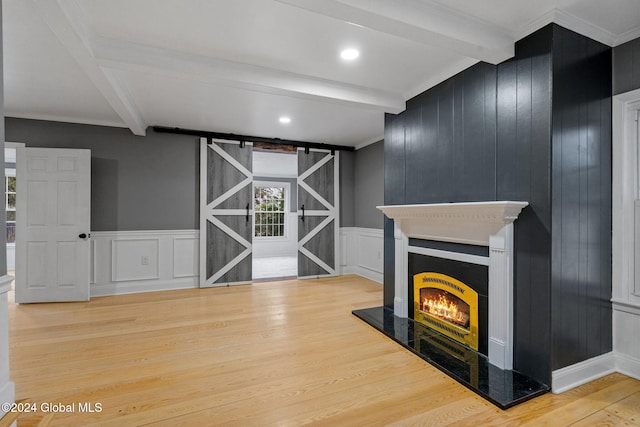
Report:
613,302,640,380
91,230,199,296
339,227,383,284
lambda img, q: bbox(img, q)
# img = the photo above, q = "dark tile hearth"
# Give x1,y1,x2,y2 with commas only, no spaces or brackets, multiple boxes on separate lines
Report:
352,306,549,409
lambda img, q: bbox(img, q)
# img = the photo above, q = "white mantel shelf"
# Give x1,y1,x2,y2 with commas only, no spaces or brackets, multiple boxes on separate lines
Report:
378,201,529,224
378,200,529,370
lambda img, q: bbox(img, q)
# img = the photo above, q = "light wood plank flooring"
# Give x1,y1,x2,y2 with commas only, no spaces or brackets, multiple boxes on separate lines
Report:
6,275,640,426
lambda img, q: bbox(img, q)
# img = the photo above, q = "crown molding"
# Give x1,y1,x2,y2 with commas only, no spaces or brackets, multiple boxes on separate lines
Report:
518,8,620,46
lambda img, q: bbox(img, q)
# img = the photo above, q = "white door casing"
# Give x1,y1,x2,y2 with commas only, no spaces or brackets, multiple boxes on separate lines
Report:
15,148,91,303
297,149,339,278
200,138,253,287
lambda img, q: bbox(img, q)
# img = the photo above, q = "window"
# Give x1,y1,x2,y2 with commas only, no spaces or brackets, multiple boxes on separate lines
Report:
254,184,287,238
5,170,15,244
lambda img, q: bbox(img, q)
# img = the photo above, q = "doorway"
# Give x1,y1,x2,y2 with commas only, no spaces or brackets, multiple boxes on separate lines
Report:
4,143,24,289
252,150,298,280
199,138,339,286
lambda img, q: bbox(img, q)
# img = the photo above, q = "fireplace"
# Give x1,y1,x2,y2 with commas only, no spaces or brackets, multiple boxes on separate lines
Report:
352,201,551,408
413,272,479,350
378,201,527,369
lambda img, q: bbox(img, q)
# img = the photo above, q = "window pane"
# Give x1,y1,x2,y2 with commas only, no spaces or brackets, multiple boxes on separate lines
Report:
254,185,286,237
7,194,16,209
6,224,15,244
6,211,15,221
7,177,16,193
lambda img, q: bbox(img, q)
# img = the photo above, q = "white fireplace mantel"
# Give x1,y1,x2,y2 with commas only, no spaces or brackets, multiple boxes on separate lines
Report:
378,201,528,370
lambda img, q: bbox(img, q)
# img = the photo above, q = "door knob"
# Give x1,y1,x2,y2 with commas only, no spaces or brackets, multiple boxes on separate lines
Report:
78,233,89,239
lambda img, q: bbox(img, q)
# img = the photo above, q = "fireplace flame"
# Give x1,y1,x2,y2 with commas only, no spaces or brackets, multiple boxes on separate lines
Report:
421,294,469,329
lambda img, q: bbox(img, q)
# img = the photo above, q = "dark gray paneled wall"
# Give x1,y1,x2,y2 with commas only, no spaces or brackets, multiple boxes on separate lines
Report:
5,118,199,231
354,140,384,229
496,25,553,383
340,151,355,227
383,61,499,309
383,24,612,385
550,26,612,369
613,36,640,95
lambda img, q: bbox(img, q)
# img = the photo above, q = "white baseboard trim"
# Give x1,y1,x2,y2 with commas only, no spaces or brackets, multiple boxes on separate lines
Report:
91,277,199,297
551,352,616,393
0,275,14,295
615,352,640,381
356,266,384,284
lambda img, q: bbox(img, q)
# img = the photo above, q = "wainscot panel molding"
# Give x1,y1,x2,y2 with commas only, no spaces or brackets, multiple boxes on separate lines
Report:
340,227,383,284
90,230,199,296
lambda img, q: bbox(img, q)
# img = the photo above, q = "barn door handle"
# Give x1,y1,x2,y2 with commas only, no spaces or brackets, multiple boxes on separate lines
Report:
301,205,305,222
246,203,250,223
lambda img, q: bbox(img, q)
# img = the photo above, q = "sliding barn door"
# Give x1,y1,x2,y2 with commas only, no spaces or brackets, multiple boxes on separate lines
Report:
297,149,339,278
200,138,253,287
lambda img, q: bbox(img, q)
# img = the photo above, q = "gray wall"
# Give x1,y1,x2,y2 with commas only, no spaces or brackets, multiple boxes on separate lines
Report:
5,118,199,231
340,151,355,227
5,118,361,231
354,140,384,229
613,36,640,95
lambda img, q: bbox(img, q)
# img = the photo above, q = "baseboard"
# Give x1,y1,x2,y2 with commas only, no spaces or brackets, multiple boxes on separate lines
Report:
341,265,357,275
551,352,616,393
356,266,383,284
615,352,640,381
0,275,14,295
91,277,199,297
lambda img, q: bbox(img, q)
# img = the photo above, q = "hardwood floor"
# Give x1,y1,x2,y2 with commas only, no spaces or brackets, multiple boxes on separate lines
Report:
6,275,640,426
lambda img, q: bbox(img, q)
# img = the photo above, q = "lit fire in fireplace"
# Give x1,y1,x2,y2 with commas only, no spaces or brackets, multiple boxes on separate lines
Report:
413,272,478,350
420,289,470,329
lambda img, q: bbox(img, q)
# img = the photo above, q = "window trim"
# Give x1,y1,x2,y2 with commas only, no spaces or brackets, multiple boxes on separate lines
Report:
253,180,290,240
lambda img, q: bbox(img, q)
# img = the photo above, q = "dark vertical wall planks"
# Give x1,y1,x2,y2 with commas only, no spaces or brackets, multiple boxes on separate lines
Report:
383,24,612,385
551,26,612,369
384,113,405,307
613,36,640,95
402,62,498,206
497,24,553,385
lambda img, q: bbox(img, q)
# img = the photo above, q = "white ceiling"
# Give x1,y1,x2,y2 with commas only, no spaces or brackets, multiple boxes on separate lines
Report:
3,0,640,148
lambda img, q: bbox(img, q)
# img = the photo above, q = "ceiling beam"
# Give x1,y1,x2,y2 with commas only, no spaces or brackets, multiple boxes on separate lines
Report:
90,36,406,114
275,0,514,64
30,0,147,136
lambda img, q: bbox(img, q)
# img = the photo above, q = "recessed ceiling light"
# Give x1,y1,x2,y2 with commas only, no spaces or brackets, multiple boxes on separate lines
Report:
340,48,359,60
279,116,291,124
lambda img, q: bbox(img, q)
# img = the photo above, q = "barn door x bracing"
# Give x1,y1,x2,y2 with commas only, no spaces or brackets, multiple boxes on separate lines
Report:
200,138,253,287
297,149,339,278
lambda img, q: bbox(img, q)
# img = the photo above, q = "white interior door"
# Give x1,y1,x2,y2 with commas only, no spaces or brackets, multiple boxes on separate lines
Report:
15,148,91,303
